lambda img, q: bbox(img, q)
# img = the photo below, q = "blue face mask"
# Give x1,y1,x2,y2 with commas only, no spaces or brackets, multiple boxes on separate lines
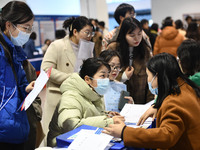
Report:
9,25,31,46
91,78,110,95
148,75,158,95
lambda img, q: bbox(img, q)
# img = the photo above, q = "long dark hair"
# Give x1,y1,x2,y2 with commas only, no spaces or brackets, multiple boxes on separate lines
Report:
147,53,200,108
186,21,200,42
79,57,110,79
177,39,200,76
117,17,150,67
0,1,34,64
63,16,93,38
0,1,34,31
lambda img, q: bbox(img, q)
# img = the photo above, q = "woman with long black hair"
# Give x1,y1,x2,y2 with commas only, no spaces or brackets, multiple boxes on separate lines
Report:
109,17,154,104
104,53,200,149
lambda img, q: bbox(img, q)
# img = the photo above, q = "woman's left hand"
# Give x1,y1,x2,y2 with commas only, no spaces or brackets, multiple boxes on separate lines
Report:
25,81,35,93
103,119,126,138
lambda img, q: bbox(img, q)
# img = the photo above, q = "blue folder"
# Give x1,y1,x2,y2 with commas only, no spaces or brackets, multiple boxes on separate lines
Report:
56,125,125,150
56,119,156,150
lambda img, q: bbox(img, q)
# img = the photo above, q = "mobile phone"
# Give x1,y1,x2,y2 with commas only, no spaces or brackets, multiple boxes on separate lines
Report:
118,91,130,111
129,47,134,70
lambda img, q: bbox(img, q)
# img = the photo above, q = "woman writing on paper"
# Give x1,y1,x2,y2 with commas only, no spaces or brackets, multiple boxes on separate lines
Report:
104,53,200,149
47,57,124,147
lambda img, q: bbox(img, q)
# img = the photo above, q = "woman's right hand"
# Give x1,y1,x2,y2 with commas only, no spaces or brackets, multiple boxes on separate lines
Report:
137,105,157,126
124,66,134,80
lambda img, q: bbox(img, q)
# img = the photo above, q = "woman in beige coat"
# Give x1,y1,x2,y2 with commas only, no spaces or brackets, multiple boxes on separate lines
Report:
41,16,94,142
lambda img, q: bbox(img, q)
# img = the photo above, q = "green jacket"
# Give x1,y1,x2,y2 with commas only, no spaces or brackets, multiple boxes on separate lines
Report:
189,72,200,86
47,73,113,147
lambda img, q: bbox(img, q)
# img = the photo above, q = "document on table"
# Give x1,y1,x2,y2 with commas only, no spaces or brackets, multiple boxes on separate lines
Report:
21,69,50,111
145,99,155,106
67,129,113,150
104,81,127,112
120,104,152,128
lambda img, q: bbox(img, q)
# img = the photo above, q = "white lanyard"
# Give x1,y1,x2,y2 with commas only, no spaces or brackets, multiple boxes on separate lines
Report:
0,86,17,111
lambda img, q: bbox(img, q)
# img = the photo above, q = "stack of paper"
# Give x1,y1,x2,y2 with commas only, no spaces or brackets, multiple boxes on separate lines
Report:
67,128,113,150
120,104,152,128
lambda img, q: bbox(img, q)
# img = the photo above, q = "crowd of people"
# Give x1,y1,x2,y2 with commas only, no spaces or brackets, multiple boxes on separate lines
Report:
0,1,200,150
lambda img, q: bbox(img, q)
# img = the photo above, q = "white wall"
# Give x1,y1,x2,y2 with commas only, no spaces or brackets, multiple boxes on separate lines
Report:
151,0,200,26
0,0,80,15
27,0,80,15
107,0,151,12
0,0,25,8
80,0,109,29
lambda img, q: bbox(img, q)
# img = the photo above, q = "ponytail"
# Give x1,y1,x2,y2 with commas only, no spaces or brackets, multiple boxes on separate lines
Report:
63,17,76,37
62,16,93,38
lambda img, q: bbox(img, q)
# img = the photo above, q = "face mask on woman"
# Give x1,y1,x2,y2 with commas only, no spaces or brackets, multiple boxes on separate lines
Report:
90,78,110,95
9,25,31,46
148,75,158,95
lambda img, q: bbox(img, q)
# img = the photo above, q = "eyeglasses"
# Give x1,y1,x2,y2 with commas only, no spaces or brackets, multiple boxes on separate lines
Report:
81,31,95,37
109,65,121,71
18,24,34,33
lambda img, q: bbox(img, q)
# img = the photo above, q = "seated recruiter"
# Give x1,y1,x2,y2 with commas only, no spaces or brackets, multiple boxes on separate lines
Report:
104,53,200,150
47,57,125,147
137,39,200,125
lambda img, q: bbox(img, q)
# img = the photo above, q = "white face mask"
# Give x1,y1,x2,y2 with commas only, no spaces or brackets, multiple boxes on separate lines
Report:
90,78,110,95
9,25,31,46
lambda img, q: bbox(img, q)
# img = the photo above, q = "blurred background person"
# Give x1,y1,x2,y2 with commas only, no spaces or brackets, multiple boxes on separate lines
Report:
141,19,150,37
149,23,159,51
175,19,186,37
184,15,193,30
55,29,66,40
153,16,184,57
41,39,51,56
23,32,39,59
98,21,109,37
102,3,135,50
186,21,200,42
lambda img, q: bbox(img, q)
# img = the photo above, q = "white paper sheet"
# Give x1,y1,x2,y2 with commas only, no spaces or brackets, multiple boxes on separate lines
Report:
120,104,152,128
67,129,113,150
74,39,94,72
145,99,155,106
23,69,49,110
104,81,127,112
78,39,94,59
